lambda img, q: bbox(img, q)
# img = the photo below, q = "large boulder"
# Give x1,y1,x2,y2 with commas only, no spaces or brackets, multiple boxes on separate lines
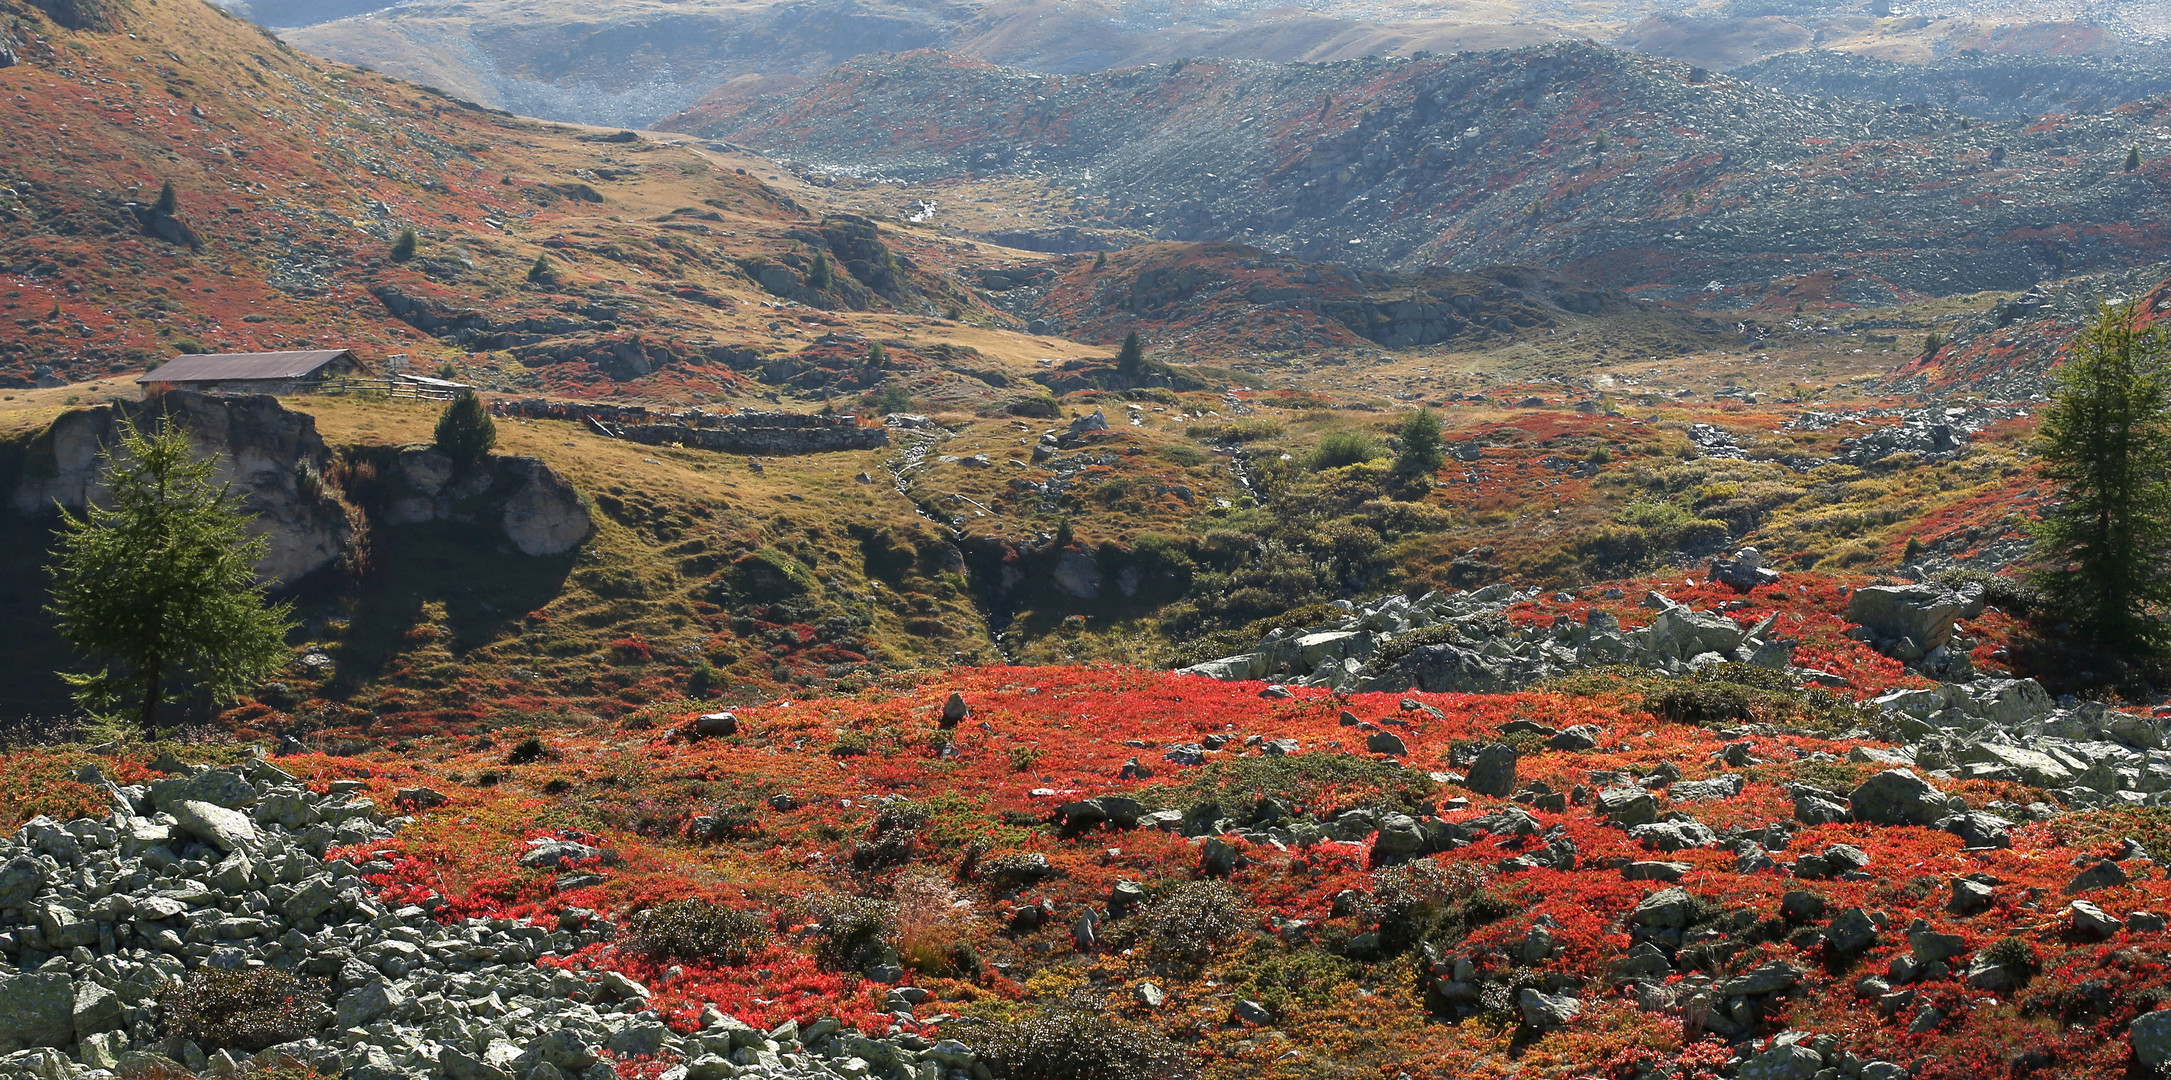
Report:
1465,744,1518,798
385,448,592,557
1848,769,1947,827
1638,606,1749,659
1847,583,1965,655
169,799,259,853
497,457,593,556
0,972,76,1048
2133,1009,2171,1071
11,392,354,585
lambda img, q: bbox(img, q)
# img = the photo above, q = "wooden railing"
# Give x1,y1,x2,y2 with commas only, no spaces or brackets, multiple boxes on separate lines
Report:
310,378,462,401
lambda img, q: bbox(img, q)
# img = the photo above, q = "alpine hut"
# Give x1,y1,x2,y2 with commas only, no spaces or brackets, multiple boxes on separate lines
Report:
136,349,363,397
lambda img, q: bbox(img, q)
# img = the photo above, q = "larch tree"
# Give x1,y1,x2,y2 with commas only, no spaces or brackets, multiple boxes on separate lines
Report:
2029,300,2171,653
47,416,294,734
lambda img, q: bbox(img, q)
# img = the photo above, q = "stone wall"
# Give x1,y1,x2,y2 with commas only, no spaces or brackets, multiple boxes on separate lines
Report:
617,414,889,456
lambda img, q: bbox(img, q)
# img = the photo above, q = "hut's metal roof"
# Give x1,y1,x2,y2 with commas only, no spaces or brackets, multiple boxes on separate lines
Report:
136,350,355,384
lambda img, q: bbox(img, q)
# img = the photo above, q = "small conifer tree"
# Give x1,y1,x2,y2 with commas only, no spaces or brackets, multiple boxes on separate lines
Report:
527,253,553,284
2128,146,2143,172
153,180,178,216
390,228,418,262
1115,331,1145,379
47,417,293,734
808,251,835,290
2029,301,2171,654
433,389,497,466
865,341,887,368
1392,407,1446,479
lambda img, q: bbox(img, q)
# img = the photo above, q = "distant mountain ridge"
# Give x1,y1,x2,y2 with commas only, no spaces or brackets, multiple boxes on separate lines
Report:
680,43,2171,307
1735,49,2171,120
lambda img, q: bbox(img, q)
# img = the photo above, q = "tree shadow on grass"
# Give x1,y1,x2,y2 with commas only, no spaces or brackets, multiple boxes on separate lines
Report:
320,520,575,689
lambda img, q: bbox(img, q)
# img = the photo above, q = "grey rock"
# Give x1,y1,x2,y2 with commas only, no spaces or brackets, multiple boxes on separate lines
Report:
169,799,259,852
0,973,75,1048
1465,744,1517,798
1792,791,1851,825
71,982,122,1036
1939,811,2013,850
691,713,738,738
1948,878,1995,915
1517,988,1581,1029
1721,961,1803,997
1629,818,1720,852
2133,1008,2171,1070
1366,731,1408,756
2068,899,2122,941
335,980,406,1028
1622,861,1693,882
1848,770,1946,827
0,855,48,908
2067,859,2130,894
1630,887,1695,929
1826,908,1880,954
1737,1043,1822,1080
148,768,259,811
1596,786,1659,826
1909,930,1968,964
1847,583,1965,653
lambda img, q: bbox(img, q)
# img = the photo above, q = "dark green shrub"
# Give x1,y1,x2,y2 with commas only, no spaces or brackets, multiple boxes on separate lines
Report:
390,228,418,262
1309,429,1384,470
505,736,546,764
433,389,496,466
1984,935,2041,980
1931,567,2046,616
627,899,772,965
1359,859,1519,956
1184,419,1284,443
809,894,896,971
1641,664,1879,736
976,1004,1188,1080
1392,407,1445,478
853,801,930,871
159,968,331,1052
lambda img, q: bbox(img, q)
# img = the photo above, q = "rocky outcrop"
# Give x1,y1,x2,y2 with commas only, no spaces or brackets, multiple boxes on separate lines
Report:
376,447,591,557
1177,584,1794,693
11,393,355,586
1845,581,1981,679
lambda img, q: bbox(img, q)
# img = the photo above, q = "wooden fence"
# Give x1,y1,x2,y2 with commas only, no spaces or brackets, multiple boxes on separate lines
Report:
310,378,463,402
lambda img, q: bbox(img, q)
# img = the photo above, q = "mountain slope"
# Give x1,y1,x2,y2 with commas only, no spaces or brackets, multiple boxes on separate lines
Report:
680,44,2171,306
0,0,1062,399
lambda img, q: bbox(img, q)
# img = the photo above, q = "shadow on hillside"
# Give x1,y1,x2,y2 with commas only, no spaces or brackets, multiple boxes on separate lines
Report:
0,514,78,725
323,520,575,689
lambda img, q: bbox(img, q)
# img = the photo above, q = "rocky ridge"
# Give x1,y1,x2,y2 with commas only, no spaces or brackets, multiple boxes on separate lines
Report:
693,44,2171,304
1734,50,2171,121
0,759,980,1080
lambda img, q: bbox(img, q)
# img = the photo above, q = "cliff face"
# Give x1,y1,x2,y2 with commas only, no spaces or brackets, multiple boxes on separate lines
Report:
376,446,593,557
10,392,356,586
